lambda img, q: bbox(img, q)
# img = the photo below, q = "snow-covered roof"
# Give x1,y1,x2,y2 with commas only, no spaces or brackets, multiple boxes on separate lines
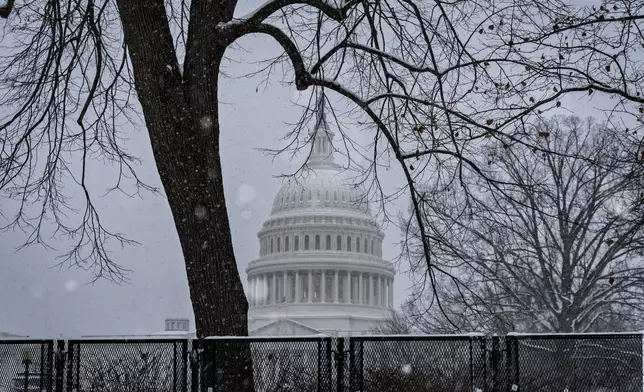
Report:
152,330,195,336
79,334,192,340
507,331,644,337
0,332,27,339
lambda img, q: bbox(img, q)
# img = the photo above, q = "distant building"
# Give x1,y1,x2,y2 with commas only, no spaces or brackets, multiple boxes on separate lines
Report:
81,317,195,339
246,92,395,337
155,317,196,338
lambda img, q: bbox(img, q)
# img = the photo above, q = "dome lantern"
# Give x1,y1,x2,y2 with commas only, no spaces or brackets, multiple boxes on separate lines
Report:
307,90,337,170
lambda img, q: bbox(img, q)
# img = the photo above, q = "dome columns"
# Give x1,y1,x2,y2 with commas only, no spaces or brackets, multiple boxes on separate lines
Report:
248,269,394,309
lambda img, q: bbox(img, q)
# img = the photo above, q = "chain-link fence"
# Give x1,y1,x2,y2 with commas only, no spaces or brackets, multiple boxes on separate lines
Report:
349,334,487,392
509,333,643,392
65,339,190,392
1,334,642,392
200,337,332,392
0,339,53,392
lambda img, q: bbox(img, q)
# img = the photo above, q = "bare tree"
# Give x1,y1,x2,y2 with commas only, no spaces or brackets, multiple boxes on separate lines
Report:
2,0,644,386
405,116,644,333
79,350,175,392
371,309,416,334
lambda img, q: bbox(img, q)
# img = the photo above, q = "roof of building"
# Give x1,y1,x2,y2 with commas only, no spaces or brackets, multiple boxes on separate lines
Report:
250,319,329,337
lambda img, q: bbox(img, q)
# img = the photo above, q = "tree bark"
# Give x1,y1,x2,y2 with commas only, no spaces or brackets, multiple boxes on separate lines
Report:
114,0,252,389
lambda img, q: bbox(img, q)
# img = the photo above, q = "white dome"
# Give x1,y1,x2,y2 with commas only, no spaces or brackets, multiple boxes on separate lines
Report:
246,91,395,336
270,166,370,216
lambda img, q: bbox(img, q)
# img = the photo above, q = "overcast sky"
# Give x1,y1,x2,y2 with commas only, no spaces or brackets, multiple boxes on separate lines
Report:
0,0,623,338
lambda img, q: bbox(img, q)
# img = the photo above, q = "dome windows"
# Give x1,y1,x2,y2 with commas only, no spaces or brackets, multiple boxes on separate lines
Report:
259,231,383,257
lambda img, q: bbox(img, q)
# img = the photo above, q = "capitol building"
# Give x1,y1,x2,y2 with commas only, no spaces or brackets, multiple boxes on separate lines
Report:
246,94,395,336
76,94,395,340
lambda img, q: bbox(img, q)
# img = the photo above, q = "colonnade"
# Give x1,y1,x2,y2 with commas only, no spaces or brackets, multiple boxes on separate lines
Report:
248,270,394,308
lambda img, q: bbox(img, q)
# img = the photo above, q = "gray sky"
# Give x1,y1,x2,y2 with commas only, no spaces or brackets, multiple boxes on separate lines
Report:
0,0,626,338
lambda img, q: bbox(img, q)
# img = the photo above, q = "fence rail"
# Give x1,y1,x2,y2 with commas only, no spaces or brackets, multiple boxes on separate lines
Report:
1,334,641,391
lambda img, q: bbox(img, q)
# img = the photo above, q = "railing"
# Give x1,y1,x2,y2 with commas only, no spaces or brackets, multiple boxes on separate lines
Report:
0,333,641,392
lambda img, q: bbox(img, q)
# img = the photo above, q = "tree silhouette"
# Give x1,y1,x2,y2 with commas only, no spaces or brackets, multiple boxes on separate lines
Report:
405,116,644,333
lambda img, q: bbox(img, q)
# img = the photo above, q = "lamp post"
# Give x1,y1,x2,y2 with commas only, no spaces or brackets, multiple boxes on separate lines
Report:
20,348,33,392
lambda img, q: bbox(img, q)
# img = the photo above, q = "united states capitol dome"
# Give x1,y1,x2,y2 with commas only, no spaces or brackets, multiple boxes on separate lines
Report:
246,91,395,337
269,149,370,217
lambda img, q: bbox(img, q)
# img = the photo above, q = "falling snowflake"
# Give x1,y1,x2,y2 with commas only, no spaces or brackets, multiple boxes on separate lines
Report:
236,184,257,205
207,167,218,181
612,198,631,218
200,116,213,130
401,364,412,374
64,280,79,292
194,205,208,219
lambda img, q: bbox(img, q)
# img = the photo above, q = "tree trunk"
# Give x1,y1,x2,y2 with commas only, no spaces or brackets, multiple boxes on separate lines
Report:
114,0,253,389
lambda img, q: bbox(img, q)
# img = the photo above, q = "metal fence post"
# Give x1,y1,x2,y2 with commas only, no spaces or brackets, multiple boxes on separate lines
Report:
190,339,200,392
181,339,188,392
172,341,178,392
348,338,356,391
481,337,488,392
53,340,65,392
469,337,474,392
317,339,322,392
508,336,519,389
514,337,520,388
325,338,332,391
45,341,54,392
359,340,364,392
65,342,74,392
491,336,500,392
335,338,345,392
